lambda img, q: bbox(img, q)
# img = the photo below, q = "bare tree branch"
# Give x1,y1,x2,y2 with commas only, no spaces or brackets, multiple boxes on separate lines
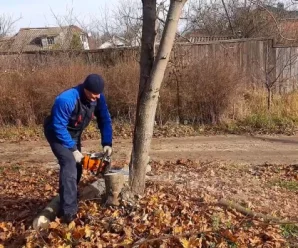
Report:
0,14,21,37
252,0,298,41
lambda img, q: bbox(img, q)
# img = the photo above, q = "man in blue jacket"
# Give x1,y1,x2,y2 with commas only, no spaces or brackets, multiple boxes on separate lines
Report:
44,74,112,224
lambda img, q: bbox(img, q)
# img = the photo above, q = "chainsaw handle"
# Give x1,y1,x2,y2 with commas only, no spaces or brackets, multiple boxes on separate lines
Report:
93,151,111,176
103,150,111,160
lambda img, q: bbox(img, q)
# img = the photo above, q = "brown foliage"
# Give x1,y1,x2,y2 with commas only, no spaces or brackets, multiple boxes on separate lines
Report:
0,55,242,126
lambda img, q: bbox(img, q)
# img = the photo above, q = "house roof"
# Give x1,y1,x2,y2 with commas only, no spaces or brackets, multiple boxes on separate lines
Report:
4,25,85,52
99,36,129,49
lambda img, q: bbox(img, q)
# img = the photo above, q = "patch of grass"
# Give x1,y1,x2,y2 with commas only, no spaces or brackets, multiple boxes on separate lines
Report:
0,125,43,141
243,221,254,231
228,242,238,248
209,242,216,248
211,214,221,231
281,224,298,239
216,114,297,135
276,180,298,192
11,165,20,171
225,220,233,229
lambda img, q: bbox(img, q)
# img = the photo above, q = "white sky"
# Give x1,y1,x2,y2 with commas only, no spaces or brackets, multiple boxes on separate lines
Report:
1,0,119,33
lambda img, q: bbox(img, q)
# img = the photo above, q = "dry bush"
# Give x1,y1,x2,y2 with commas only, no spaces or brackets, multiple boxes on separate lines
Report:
2,51,298,131
0,59,139,126
103,61,139,122
0,54,244,126
163,59,243,124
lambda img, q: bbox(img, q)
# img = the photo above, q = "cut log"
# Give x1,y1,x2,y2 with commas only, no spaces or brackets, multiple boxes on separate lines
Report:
33,179,106,230
33,168,150,230
32,195,60,230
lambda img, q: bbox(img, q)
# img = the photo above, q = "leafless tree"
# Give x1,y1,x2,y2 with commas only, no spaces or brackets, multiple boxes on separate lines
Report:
0,14,21,37
253,43,298,109
91,0,169,47
181,0,298,38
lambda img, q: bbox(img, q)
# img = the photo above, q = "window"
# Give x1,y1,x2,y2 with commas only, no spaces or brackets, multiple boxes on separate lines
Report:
80,35,87,43
47,37,55,45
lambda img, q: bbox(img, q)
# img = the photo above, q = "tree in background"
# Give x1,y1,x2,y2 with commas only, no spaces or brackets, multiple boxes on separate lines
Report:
0,14,21,37
181,0,298,38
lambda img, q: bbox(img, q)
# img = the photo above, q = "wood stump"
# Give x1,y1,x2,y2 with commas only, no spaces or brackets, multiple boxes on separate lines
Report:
104,173,126,206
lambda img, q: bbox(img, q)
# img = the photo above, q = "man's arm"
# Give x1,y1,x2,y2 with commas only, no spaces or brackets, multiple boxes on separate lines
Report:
51,97,77,150
94,94,113,147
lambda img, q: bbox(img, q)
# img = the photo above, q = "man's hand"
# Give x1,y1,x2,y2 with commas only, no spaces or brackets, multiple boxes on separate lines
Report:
103,146,112,156
73,150,84,163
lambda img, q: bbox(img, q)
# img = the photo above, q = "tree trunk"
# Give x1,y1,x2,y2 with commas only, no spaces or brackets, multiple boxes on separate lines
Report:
129,0,187,195
267,87,272,110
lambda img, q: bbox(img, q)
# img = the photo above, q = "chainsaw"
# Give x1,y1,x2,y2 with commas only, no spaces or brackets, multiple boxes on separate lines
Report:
81,151,111,176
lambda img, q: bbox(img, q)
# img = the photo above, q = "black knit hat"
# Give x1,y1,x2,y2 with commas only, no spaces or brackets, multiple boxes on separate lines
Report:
83,74,105,94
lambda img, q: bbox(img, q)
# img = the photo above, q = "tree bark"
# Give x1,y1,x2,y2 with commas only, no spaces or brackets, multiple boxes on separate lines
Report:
104,173,125,206
129,0,187,195
267,87,272,110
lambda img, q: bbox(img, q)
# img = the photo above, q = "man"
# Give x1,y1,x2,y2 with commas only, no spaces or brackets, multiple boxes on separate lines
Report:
44,74,112,224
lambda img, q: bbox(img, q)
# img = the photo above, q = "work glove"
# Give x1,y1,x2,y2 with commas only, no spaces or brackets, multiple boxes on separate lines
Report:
73,150,84,163
103,146,113,156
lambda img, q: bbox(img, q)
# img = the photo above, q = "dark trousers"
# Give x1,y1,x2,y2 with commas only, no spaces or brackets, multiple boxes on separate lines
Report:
44,131,82,216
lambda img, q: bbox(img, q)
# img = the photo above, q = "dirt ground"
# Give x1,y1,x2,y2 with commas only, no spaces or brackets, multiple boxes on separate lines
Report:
2,133,297,222
1,134,298,166
1,134,298,246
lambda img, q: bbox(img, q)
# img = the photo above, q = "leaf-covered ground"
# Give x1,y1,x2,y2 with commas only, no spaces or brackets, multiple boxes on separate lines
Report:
0,160,297,248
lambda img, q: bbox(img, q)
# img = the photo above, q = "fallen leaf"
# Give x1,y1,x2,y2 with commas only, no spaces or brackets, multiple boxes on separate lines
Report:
84,225,93,238
0,232,6,241
123,226,132,238
68,221,75,230
118,237,133,246
49,221,59,229
72,227,85,240
180,238,190,248
220,229,237,242
0,223,8,232
65,232,72,241
173,226,183,234
45,184,53,191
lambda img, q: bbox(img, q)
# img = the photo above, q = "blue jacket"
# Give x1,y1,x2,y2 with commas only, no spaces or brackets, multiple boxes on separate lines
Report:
44,84,112,150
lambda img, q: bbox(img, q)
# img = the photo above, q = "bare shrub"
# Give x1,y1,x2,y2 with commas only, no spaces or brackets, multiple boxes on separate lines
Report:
0,59,139,125
173,59,243,124
103,62,139,122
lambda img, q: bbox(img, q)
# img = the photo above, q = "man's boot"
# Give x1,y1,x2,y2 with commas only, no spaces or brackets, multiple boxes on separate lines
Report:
61,213,76,224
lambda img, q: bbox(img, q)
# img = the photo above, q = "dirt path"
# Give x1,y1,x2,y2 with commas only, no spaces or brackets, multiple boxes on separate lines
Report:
1,134,298,165
1,134,297,245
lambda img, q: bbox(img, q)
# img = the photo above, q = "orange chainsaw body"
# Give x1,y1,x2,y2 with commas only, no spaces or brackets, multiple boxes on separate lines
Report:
82,153,110,175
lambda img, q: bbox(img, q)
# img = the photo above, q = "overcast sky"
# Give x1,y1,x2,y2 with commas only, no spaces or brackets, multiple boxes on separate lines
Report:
1,0,119,33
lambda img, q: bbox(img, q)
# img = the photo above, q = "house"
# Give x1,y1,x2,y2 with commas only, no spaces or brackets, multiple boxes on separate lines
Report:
99,35,141,49
99,36,128,49
0,25,90,52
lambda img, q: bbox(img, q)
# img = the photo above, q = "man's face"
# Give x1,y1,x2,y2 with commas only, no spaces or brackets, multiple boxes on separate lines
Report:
84,88,100,102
